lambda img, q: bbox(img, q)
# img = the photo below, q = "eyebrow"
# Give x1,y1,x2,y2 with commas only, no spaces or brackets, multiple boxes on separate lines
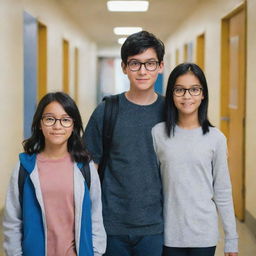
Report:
174,84,202,87
128,58,158,62
42,113,70,117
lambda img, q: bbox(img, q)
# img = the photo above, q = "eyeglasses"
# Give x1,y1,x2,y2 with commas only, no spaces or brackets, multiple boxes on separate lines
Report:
41,116,74,128
173,87,203,97
127,60,159,71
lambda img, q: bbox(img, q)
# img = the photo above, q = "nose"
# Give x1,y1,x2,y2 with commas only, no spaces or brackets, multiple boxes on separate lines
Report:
53,119,62,128
138,63,147,74
183,89,192,98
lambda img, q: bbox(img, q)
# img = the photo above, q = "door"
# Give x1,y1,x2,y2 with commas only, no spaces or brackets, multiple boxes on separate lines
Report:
23,12,37,139
196,33,205,71
221,6,246,221
38,22,47,100
63,39,70,93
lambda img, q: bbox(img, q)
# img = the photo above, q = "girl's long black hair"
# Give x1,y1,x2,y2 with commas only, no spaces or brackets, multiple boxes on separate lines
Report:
165,62,213,137
23,92,90,164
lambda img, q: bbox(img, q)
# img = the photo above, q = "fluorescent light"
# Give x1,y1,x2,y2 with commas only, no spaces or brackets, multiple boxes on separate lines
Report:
114,27,142,35
118,37,127,44
107,1,149,12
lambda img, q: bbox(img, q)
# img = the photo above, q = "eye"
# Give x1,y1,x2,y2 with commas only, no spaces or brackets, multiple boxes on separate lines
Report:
147,61,157,66
62,117,70,121
45,116,55,121
190,87,200,93
129,61,140,66
61,117,73,124
174,88,184,93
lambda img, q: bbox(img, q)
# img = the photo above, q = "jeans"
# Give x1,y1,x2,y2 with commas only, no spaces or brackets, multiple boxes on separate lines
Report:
104,233,163,256
162,246,216,256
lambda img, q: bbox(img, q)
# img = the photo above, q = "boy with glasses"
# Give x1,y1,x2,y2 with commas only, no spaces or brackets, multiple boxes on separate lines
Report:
83,31,165,256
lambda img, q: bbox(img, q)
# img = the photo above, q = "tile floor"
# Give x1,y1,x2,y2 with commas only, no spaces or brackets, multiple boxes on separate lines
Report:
0,219,255,255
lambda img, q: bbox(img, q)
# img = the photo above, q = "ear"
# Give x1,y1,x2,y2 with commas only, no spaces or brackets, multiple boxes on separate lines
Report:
158,61,164,74
121,61,127,74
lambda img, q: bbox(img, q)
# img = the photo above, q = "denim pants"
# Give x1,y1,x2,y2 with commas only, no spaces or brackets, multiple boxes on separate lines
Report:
162,246,216,256
104,233,163,256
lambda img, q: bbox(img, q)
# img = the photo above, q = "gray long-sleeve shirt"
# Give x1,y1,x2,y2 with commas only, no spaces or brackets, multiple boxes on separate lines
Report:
152,123,238,253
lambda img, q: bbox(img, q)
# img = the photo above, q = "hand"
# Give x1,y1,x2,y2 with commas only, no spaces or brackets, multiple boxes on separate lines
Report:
224,253,238,256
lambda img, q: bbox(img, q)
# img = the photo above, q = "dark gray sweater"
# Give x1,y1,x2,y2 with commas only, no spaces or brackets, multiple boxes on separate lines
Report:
84,93,164,235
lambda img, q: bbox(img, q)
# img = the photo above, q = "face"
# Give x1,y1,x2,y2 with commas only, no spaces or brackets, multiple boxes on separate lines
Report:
40,101,73,149
173,72,204,118
122,48,164,92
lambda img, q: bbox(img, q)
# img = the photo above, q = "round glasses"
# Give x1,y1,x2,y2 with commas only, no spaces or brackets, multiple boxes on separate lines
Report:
127,60,159,71
173,87,203,97
41,116,73,128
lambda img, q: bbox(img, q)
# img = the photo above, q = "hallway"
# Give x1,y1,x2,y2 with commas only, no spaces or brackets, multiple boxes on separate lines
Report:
1,0,256,254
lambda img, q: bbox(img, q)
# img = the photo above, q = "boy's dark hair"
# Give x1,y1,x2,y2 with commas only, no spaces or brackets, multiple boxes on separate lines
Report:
121,31,165,64
23,92,90,164
165,62,213,137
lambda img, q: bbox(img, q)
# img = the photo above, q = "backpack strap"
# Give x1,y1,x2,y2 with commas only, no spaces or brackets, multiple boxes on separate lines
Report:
98,94,119,183
80,162,91,190
18,163,28,207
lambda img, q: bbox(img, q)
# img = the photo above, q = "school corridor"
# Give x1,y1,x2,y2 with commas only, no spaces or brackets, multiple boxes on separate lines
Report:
1,0,256,255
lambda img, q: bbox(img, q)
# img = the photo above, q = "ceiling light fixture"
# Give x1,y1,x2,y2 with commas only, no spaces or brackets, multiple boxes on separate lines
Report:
118,37,127,44
114,27,142,35
107,1,149,12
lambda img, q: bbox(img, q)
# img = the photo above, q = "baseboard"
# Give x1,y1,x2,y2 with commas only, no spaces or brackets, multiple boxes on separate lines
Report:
245,210,256,238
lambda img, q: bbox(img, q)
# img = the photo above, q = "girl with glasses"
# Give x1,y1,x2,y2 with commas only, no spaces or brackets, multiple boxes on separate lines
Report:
152,63,238,256
3,92,106,256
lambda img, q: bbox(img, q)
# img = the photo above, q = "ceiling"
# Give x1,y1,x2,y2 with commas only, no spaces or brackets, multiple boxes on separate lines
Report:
57,0,202,48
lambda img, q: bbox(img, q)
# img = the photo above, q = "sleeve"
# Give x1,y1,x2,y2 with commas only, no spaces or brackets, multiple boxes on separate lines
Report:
3,162,23,256
212,135,239,253
151,126,160,165
89,161,106,256
83,103,105,164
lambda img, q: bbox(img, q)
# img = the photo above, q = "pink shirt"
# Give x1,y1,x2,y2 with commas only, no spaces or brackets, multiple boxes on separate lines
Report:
37,153,77,256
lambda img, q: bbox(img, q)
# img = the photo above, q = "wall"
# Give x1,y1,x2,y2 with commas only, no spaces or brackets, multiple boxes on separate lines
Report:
0,0,97,209
246,0,256,219
164,0,256,229
164,0,244,126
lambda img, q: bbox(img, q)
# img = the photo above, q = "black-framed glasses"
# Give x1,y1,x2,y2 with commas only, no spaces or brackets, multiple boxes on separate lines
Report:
41,116,74,128
127,60,159,71
173,87,203,97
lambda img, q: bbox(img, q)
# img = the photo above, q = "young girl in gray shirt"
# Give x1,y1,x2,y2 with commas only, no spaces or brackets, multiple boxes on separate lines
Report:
152,63,238,256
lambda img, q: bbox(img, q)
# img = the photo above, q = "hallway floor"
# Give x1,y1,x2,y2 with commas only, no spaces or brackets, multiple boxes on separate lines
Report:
216,219,256,255
0,218,255,255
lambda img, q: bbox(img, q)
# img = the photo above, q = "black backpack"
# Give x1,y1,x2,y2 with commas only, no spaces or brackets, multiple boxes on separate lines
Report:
18,161,91,206
97,94,119,183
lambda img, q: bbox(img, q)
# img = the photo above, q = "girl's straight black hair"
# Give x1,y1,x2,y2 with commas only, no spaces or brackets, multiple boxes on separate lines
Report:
23,92,90,164
165,62,213,137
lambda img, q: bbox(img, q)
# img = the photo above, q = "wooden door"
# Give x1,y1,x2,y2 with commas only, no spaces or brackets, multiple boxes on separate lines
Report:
63,39,70,93
38,22,47,101
221,6,246,221
196,33,205,71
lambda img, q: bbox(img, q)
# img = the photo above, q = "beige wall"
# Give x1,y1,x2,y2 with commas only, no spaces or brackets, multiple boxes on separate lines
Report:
246,0,256,218
164,0,256,221
0,0,97,209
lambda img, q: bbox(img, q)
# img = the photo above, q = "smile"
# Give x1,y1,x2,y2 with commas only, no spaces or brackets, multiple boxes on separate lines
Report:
136,78,149,82
181,102,194,106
